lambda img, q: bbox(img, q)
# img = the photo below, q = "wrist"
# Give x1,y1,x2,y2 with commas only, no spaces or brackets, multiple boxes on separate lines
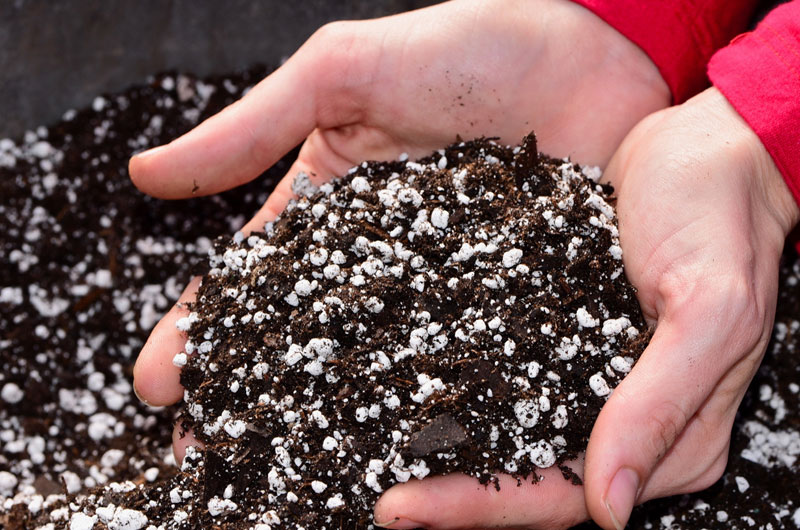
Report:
558,0,670,104
530,0,670,166
697,88,800,237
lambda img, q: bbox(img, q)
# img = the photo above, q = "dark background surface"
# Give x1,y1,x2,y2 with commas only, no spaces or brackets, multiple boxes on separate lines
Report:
1,0,438,138
0,0,788,139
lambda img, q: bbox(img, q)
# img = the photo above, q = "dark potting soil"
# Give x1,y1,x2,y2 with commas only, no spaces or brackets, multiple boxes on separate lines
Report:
1,65,799,530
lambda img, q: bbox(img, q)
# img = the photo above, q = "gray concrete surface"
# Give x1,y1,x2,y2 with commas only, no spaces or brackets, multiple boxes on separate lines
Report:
0,0,438,138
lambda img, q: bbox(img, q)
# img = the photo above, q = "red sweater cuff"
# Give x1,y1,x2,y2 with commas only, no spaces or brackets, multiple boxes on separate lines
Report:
709,2,800,208
572,0,757,103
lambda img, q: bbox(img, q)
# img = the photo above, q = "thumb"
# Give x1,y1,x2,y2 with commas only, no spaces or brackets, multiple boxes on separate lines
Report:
129,21,372,199
583,312,725,529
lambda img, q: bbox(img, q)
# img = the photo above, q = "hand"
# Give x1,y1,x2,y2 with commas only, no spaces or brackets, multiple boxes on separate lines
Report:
130,0,669,527
579,87,799,529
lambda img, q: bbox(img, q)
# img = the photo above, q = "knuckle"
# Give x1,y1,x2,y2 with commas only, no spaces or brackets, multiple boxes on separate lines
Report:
303,22,359,85
305,20,372,111
635,109,669,133
310,21,359,61
655,269,689,307
644,400,689,461
312,20,351,43
708,276,767,348
663,269,768,352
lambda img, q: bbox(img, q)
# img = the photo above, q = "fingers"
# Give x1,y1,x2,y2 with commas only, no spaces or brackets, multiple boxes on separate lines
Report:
129,65,313,199
640,338,761,497
129,22,369,200
373,467,587,530
133,276,201,406
582,310,736,530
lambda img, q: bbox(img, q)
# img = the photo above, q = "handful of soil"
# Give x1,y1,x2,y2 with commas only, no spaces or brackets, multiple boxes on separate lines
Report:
171,133,650,528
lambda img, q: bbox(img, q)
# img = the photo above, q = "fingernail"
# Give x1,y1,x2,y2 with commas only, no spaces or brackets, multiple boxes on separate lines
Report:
604,467,639,530
133,144,167,160
132,384,150,406
373,517,426,529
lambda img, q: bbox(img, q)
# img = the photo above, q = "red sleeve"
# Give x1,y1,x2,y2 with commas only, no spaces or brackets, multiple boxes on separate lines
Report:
571,0,757,103
708,1,800,206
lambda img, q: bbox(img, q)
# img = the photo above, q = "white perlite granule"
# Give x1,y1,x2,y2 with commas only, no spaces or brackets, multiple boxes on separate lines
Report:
502,248,523,268
69,512,97,530
740,420,800,468
1,382,24,404
0,470,19,496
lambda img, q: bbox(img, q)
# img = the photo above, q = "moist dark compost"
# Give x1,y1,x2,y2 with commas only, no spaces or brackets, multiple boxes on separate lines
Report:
164,134,650,528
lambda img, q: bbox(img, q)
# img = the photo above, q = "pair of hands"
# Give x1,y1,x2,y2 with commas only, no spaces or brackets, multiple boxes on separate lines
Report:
130,0,799,528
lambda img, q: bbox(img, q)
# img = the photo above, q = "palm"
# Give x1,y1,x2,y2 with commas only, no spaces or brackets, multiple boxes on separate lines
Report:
607,113,780,497
131,0,668,211
245,0,669,231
